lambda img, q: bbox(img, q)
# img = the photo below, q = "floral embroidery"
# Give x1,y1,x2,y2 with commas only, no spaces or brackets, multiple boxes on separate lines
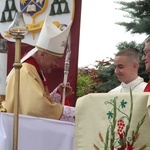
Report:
94,92,146,150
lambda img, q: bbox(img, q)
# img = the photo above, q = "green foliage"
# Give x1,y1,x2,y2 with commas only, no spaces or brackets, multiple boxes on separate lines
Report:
77,59,120,98
115,0,150,34
77,70,93,98
116,41,143,51
94,59,120,92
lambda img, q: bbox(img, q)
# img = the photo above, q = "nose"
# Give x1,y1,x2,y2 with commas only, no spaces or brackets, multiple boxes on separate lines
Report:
141,54,146,61
115,68,119,74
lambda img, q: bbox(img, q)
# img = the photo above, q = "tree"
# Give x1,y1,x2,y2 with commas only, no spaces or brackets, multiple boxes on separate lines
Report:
77,69,92,98
77,67,101,98
94,59,120,93
77,59,120,98
115,0,150,35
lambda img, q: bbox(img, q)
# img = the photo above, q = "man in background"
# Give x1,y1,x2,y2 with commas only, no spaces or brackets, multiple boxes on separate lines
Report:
109,49,147,92
142,37,150,92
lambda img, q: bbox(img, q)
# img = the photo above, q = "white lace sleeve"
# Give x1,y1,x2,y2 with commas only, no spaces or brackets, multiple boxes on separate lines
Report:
60,106,75,123
50,87,62,104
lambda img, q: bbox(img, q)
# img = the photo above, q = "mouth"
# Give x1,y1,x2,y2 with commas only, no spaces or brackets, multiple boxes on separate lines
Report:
117,75,121,78
145,61,148,65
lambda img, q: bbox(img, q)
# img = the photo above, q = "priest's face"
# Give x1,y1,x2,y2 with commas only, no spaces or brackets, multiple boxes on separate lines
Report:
142,41,150,72
40,51,61,74
114,56,138,84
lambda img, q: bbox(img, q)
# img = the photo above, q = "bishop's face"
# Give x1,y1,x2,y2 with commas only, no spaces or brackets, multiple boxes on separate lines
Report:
40,51,61,74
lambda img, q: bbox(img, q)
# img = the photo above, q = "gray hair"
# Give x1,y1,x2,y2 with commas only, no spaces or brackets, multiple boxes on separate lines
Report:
144,36,150,43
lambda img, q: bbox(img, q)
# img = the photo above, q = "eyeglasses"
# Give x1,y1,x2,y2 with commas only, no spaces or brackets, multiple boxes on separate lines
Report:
143,50,150,57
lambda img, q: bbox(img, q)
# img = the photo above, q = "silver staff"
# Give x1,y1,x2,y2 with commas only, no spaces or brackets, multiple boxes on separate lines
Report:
62,33,71,105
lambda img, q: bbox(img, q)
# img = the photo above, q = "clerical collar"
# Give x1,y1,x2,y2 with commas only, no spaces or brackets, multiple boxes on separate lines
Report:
121,77,143,91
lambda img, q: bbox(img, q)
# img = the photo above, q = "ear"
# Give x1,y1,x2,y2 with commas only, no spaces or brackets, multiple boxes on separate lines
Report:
39,51,47,59
133,62,139,68
40,51,45,56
